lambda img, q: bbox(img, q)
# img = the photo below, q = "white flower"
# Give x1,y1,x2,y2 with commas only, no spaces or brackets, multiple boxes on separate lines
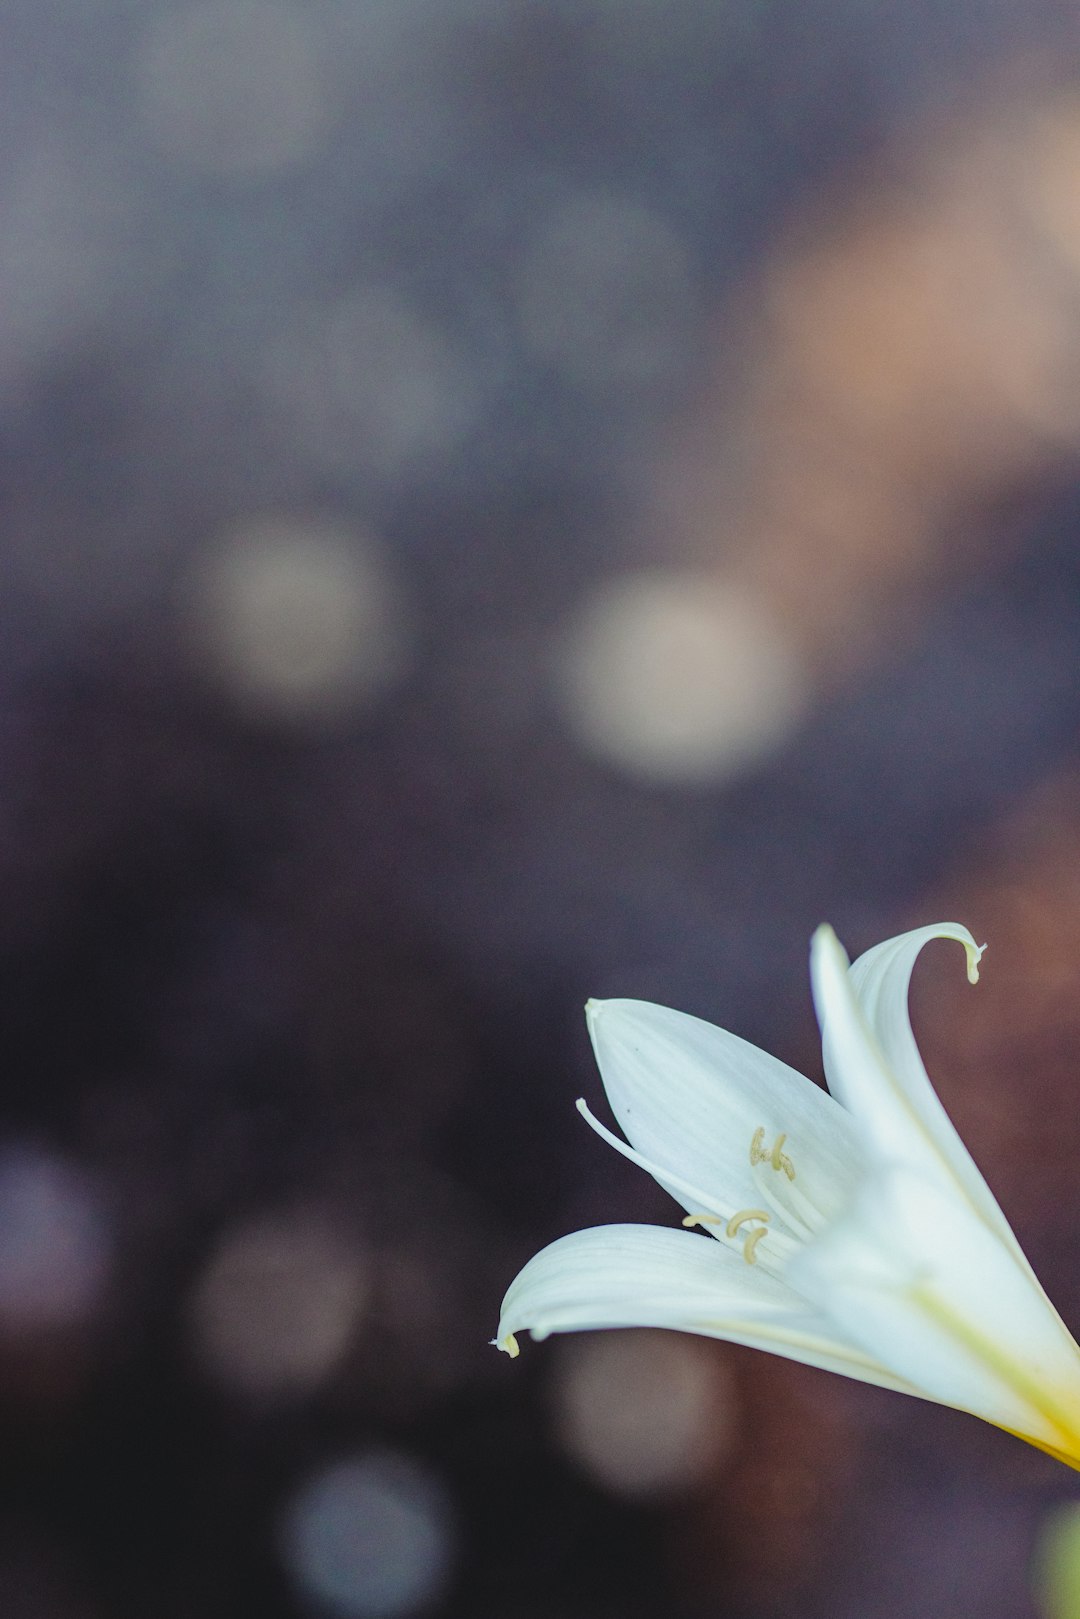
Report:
494,923,1080,1467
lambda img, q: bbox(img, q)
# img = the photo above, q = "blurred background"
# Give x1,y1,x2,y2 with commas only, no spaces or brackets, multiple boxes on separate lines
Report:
8,1,1080,1615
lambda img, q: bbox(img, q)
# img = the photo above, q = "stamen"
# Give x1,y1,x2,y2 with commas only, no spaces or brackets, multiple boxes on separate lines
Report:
574,1101,814,1270
749,1125,795,1180
724,1207,771,1238
743,1226,769,1264
575,1099,726,1218
771,1132,795,1179
746,1125,824,1243
721,1207,773,1265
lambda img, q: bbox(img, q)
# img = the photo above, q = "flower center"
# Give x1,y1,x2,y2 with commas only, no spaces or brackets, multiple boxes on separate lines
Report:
683,1125,830,1267
574,1100,829,1273
714,1131,799,1264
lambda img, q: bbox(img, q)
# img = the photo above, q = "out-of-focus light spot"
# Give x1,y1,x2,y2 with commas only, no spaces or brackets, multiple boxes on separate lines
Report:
190,1210,369,1401
516,192,698,391
556,570,807,783
281,1450,454,1618
0,142,143,400
181,514,410,724
1023,99,1080,273
264,287,482,481
135,0,332,178
0,1145,111,1336
1032,1502,1080,1619
552,1329,736,1499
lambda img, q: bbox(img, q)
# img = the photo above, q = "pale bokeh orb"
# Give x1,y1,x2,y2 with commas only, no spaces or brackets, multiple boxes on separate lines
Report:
263,286,482,480
190,1210,370,1401
0,1144,111,1336
281,1449,454,1618
516,191,699,391
552,1328,736,1498
134,0,333,178
556,570,808,784
181,514,410,724
0,142,140,401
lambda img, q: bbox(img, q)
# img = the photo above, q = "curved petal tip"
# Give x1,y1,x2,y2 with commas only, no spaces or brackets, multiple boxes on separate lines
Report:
492,1333,520,1358
812,920,985,985
966,939,986,986
810,922,848,980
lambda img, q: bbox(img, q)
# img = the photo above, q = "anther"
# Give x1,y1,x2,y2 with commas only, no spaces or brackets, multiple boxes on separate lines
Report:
769,1131,796,1180
750,1125,795,1181
743,1226,769,1264
724,1207,771,1265
681,1213,724,1229
725,1208,771,1239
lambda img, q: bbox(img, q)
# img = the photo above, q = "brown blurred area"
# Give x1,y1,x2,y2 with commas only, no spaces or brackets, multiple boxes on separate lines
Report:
5,3,1080,1618
656,74,1080,682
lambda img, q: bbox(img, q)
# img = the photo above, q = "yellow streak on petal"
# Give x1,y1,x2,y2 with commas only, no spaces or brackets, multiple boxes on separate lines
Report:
910,1281,1080,1463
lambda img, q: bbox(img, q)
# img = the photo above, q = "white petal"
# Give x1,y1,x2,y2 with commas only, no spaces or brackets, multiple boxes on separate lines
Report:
587,999,862,1228
495,1222,917,1393
811,923,1025,1259
788,1165,1080,1451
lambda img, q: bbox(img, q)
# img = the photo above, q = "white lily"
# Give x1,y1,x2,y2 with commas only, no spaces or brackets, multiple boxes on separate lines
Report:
495,923,1080,1468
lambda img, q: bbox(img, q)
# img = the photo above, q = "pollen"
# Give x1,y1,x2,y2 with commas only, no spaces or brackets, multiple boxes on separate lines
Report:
682,1205,773,1264
742,1225,769,1264
723,1207,772,1265
725,1208,772,1238
750,1125,795,1180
